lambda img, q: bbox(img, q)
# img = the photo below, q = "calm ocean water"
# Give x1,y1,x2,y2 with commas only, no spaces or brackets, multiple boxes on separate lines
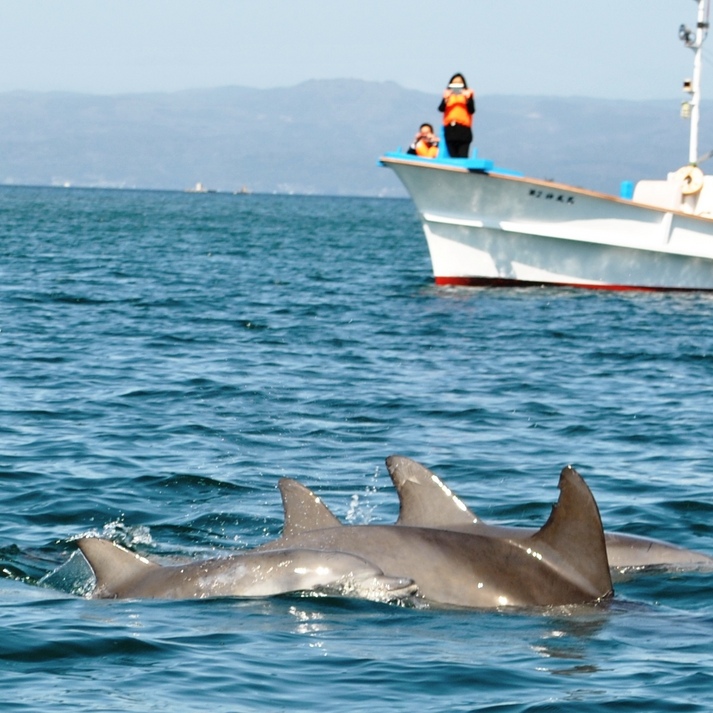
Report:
1,185,713,711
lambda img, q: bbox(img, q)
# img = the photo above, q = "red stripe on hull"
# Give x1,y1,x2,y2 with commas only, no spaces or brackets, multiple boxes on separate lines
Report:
434,276,713,292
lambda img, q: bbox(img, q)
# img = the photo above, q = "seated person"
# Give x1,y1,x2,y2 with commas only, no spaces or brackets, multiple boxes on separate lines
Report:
407,123,439,158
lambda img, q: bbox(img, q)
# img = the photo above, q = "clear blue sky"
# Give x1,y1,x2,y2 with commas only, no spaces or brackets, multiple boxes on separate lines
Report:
0,0,708,100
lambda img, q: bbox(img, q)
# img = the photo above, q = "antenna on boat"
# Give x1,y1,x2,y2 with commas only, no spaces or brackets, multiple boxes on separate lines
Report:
680,0,710,166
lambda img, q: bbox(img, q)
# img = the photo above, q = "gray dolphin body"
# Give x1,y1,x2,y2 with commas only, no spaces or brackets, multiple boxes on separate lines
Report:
259,465,613,608
76,461,613,608
77,539,417,601
385,456,713,572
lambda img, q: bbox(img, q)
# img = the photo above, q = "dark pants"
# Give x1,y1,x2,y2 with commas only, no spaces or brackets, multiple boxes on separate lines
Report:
444,123,472,158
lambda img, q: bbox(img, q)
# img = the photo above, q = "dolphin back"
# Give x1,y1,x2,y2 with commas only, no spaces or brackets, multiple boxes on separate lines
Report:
386,455,482,529
386,455,713,574
78,537,419,602
277,477,342,537
387,455,613,600
527,466,613,601
77,537,159,598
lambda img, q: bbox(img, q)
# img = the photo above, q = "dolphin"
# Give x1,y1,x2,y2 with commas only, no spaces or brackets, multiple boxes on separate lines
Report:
76,538,417,601
259,465,613,608
384,456,713,572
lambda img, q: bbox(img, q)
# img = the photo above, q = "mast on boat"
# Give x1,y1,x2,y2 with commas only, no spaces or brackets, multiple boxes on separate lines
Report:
680,0,710,165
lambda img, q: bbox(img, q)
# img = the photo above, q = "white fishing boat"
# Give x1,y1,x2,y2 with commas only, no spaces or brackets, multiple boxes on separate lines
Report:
380,0,713,290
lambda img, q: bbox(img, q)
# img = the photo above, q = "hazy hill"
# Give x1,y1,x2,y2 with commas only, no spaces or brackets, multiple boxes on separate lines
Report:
0,79,707,196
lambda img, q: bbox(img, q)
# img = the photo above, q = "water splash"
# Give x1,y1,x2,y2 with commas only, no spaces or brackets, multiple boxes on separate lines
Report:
344,466,380,524
68,520,153,549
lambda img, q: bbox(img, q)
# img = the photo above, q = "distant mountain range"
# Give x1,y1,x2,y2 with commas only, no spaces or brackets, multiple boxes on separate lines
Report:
0,79,708,197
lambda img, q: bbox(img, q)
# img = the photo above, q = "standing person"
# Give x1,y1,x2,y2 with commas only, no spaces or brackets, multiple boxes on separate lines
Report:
438,73,475,158
407,123,440,158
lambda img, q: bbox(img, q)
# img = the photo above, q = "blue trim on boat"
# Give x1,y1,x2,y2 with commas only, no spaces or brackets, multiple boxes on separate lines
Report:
379,150,523,177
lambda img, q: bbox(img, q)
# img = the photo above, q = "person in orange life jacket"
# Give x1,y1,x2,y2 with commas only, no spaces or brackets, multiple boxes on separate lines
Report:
438,73,475,158
407,122,439,158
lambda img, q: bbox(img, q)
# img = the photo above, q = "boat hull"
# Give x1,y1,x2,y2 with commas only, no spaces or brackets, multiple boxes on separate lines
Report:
382,155,713,290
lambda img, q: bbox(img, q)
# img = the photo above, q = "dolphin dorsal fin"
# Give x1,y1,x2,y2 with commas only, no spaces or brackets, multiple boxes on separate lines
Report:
278,478,341,538
528,466,613,599
385,455,479,528
77,537,159,597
